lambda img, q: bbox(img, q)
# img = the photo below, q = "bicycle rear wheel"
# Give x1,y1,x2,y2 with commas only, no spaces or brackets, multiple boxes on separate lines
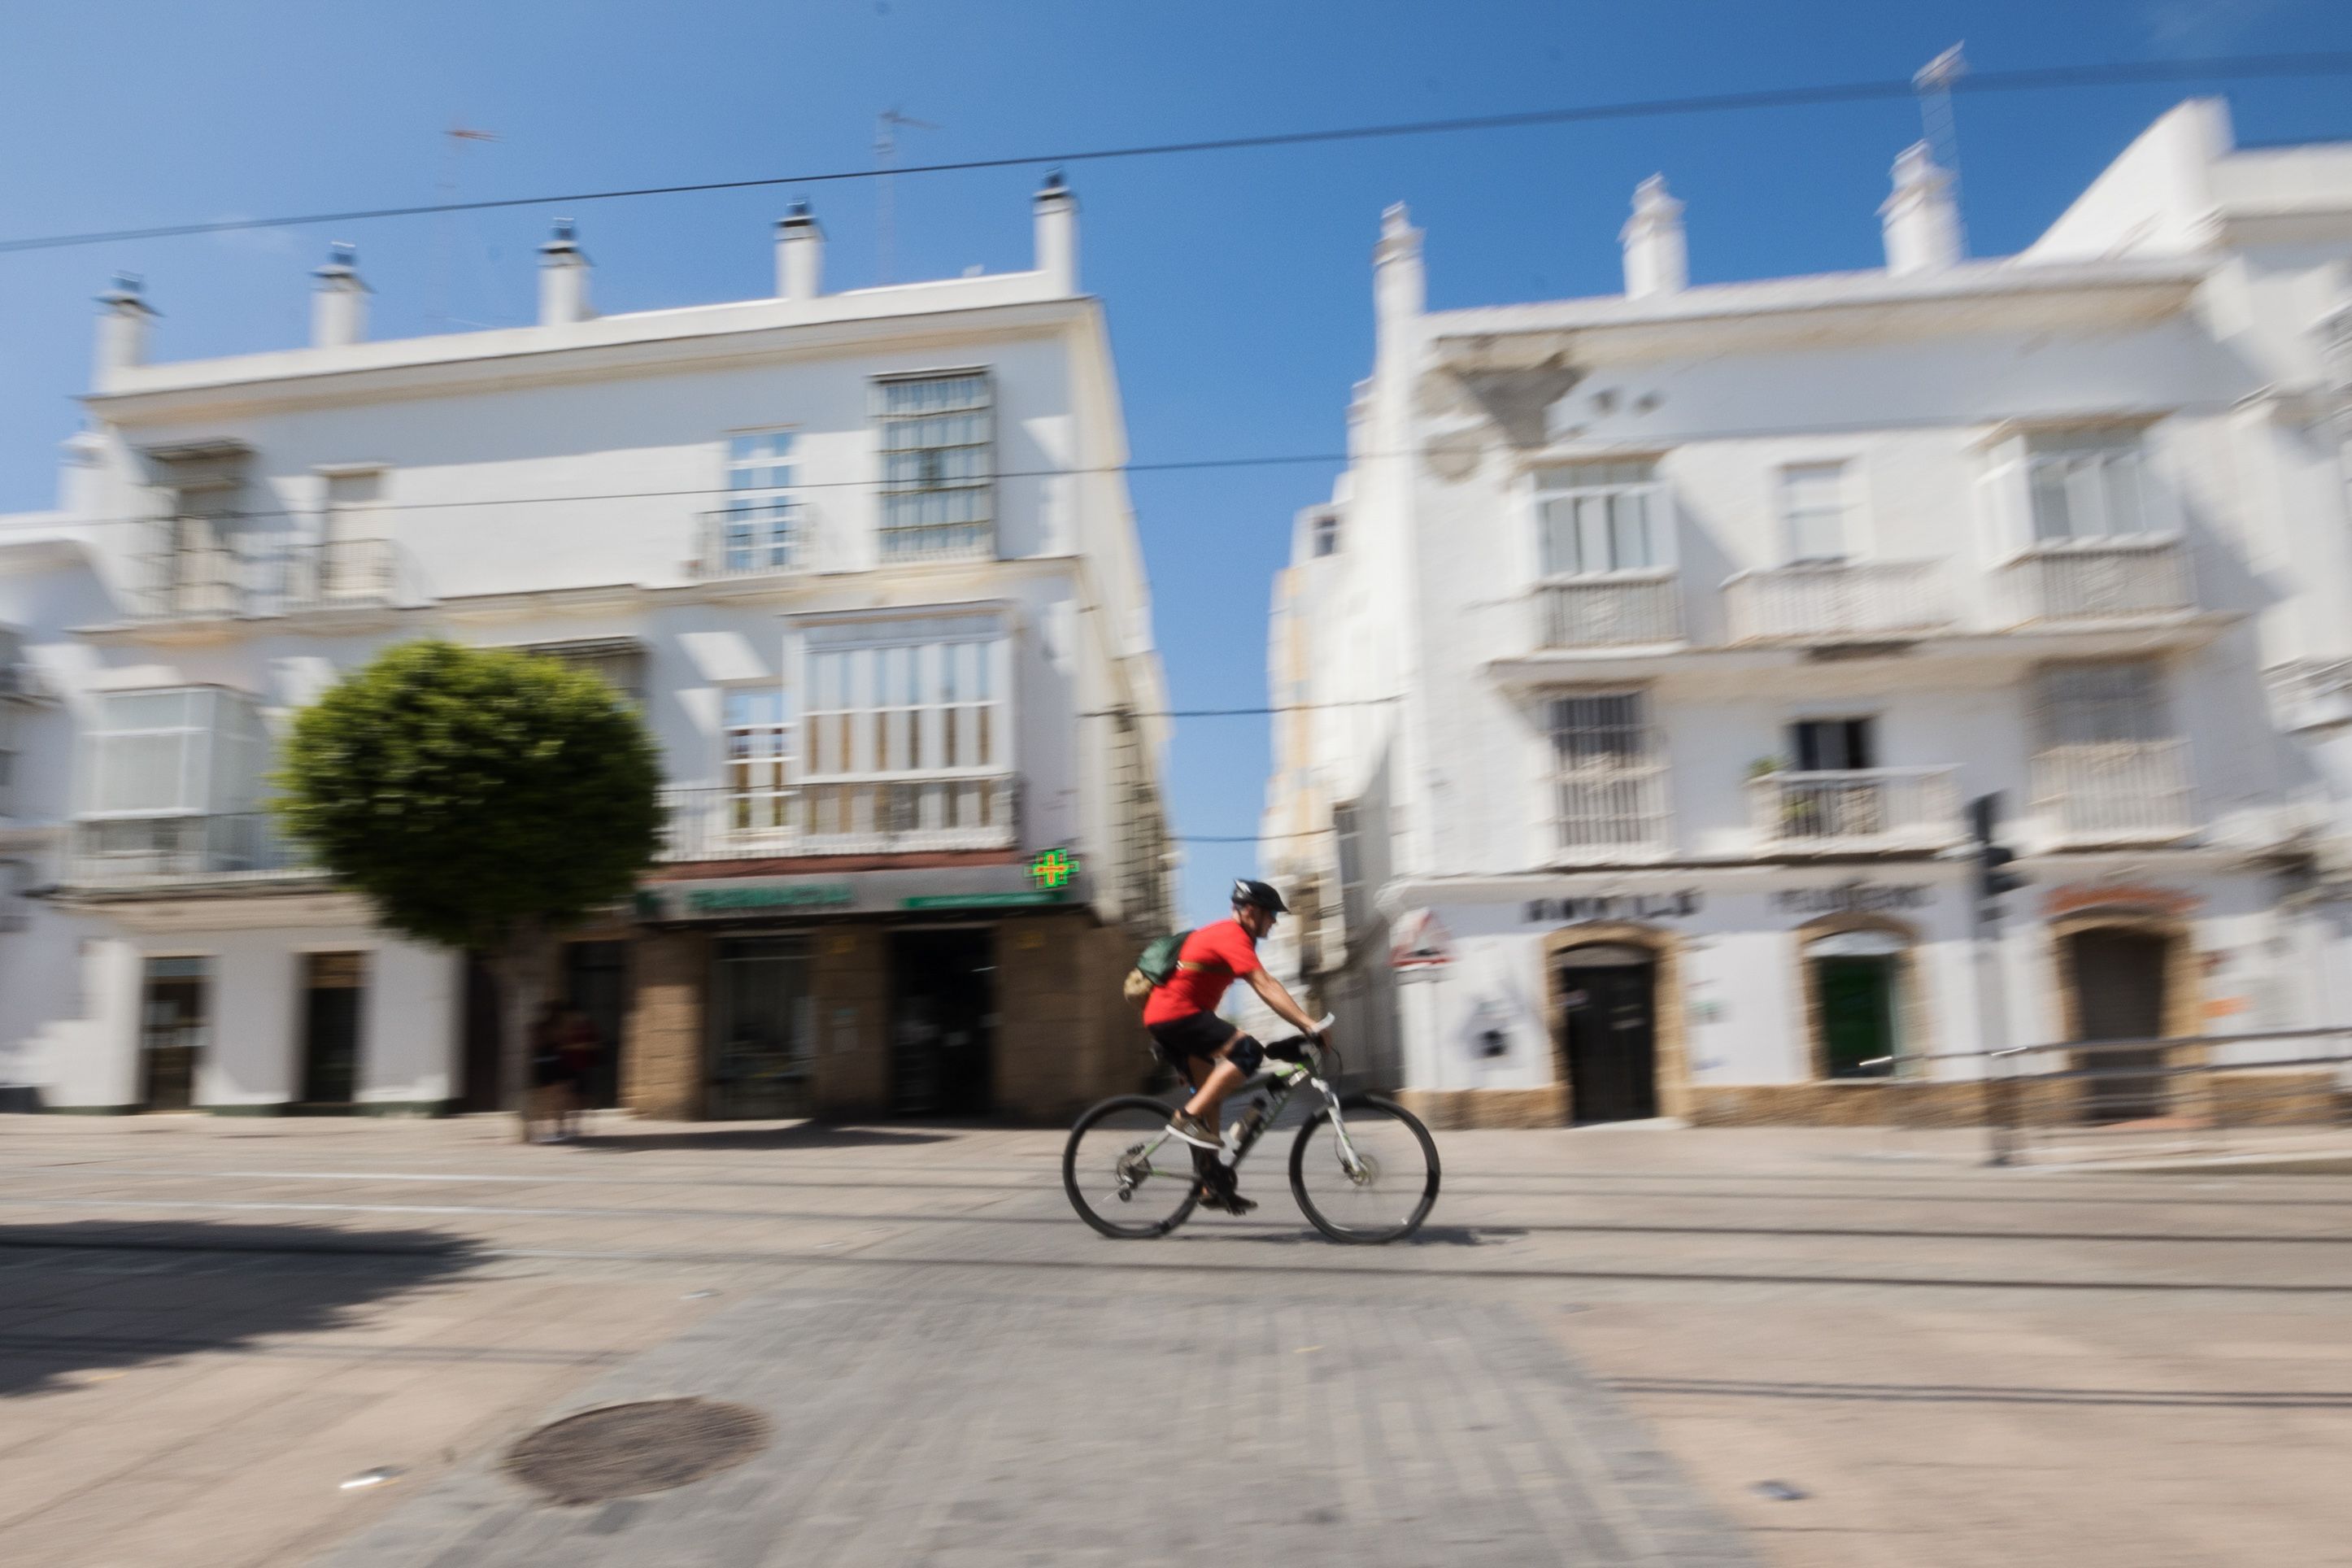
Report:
1064,1095,1203,1239
1288,1095,1440,1244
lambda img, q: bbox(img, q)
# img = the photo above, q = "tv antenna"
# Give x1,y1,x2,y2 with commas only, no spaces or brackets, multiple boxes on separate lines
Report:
431,124,500,329
874,107,938,284
1913,43,1968,257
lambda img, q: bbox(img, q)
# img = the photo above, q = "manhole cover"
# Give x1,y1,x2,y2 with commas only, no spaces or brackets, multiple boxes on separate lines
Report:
504,1399,771,1505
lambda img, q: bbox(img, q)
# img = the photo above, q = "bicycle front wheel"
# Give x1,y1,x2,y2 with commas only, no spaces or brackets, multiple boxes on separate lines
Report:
1064,1095,1203,1239
1288,1095,1440,1244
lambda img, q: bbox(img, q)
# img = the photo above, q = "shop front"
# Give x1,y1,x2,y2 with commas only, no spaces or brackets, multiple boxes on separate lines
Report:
625,859,1137,1122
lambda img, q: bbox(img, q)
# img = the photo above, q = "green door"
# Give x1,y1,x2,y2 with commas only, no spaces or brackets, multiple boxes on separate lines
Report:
1817,956,1896,1078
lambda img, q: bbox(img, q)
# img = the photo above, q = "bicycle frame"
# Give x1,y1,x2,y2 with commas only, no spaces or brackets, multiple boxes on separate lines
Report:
1113,1034,1365,1202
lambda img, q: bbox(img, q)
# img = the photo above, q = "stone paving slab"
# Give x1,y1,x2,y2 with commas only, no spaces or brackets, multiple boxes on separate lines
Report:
314,1287,1758,1568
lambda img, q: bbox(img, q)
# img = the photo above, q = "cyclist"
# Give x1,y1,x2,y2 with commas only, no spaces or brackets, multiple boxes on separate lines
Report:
1143,878,1328,1214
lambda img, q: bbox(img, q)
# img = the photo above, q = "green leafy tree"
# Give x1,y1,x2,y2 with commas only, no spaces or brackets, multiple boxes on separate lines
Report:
276,640,661,1134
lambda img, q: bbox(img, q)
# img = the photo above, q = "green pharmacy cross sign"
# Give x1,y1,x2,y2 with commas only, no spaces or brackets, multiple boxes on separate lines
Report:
1028,847,1078,891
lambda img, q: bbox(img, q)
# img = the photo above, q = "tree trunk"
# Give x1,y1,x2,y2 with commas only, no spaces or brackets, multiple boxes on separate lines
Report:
490,918,557,1143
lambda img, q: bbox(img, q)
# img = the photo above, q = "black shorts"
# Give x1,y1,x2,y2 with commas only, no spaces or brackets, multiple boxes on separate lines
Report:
1146,1013,1265,1077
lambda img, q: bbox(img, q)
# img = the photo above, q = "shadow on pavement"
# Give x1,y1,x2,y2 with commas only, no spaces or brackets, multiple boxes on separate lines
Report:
1217,1223,1529,1248
0,1220,486,1399
564,1123,956,1153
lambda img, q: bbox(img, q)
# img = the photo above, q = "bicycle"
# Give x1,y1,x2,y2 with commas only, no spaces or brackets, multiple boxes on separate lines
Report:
1061,1026,1440,1244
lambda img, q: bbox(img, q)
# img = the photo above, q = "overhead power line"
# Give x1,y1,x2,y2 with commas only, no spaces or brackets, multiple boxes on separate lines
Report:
1083,699,1399,720
2,52,2348,257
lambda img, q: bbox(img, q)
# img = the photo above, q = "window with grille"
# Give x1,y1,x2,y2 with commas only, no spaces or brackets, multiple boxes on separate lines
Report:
723,687,793,831
874,372,993,559
1779,462,1849,563
2038,660,2167,744
520,640,647,706
1535,460,1665,577
1333,800,1366,931
0,703,15,817
1548,692,1663,852
2024,429,2153,542
721,431,800,571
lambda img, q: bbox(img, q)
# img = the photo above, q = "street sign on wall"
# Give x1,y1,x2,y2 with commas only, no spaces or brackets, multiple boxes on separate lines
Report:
1390,908,1456,970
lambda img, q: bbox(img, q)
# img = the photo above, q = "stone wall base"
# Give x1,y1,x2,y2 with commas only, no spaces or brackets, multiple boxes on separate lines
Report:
1690,1082,1991,1127
1395,1087,1569,1130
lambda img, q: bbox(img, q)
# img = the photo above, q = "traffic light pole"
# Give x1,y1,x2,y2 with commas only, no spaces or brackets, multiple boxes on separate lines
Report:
1969,793,2023,1165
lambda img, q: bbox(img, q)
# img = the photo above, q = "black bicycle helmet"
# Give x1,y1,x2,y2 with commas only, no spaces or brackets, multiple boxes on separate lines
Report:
1231,878,1290,915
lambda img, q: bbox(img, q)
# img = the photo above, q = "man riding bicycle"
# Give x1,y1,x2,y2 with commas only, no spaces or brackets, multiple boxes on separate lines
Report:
1142,878,1329,1215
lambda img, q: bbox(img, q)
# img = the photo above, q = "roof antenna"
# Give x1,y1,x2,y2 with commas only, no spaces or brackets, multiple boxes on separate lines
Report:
431,124,500,330
875,107,939,285
1913,44,1969,259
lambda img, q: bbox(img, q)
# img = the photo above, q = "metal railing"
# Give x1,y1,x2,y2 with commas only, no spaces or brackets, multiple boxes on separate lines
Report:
64,813,317,887
660,778,1019,860
1723,560,1951,643
1531,573,1682,649
1997,537,2193,624
1553,761,1670,861
1988,1027,2352,1168
877,524,996,564
695,503,812,580
1748,765,1961,852
134,534,398,620
2031,739,2194,844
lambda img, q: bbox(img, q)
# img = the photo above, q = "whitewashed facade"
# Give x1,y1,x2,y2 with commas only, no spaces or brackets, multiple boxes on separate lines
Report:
1265,101,2352,1126
0,177,1173,1118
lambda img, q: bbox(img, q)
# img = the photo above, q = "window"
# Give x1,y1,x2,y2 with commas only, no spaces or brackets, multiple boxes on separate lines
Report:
2025,429,2152,542
0,703,15,817
1548,692,1664,852
799,615,1010,841
1333,800,1365,930
1792,716,1875,773
1779,462,1849,563
82,689,265,819
723,686,793,830
1535,460,1665,577
874,372,993,558
1311,511,1341,558
2038,660,2167,745
521,639,646,706
721,431,800,572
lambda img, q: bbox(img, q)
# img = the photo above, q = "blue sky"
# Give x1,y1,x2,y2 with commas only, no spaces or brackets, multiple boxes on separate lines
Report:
4,0,2350,923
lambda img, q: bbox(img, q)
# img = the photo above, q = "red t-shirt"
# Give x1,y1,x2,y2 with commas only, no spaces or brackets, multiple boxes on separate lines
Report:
1143,918,1262,1026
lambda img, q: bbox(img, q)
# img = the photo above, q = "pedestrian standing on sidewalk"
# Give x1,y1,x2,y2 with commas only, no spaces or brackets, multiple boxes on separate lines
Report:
528,1002,572,1144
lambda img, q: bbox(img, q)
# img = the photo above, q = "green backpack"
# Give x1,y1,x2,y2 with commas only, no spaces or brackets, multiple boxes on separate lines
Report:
1122,930,1195,1007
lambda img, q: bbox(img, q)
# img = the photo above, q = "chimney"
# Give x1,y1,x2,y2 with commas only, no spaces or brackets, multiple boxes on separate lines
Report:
538,220,593,324
1033,170,1078,293
1620,175,1687,298
310,242,370,347
776,201,824,299
1373,203,1424,351
1880,142,1962,275
93,272,156,389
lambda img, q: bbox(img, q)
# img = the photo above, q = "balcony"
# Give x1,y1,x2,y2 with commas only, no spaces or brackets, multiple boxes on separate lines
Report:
1723,560,1951,644
2032,740,2195,846
695,503,812,581
64,813,317,889
1749,766,1961,853
1527,573,1683,649
660,778,1018,861
133,534,398,621
1998,538,2193,625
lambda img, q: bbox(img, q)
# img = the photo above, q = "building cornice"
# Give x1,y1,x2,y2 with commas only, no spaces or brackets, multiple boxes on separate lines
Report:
84,293,1095,424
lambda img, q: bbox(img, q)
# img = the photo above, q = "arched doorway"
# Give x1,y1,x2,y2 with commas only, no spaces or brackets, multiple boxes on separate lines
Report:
1557,942,1658,1122
2065,926,2171,1122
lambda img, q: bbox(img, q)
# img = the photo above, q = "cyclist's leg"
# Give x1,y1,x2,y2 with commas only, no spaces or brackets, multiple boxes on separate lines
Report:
1178,1030,1263,1122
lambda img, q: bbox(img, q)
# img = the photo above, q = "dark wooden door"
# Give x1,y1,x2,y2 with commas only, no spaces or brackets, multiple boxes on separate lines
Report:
1818,956,1896,1078
298,952,367,1107
1561,961,1658,1123
2070,928,2168,1122
562,941,629,1109
891,929,996,1116
138,960,207,1112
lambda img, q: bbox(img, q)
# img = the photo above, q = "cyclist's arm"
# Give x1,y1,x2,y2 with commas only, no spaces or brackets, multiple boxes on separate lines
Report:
1244,966,1325,1038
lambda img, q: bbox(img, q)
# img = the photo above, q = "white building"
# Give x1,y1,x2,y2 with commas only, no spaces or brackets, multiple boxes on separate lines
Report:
1265,101,2352,1127
0,176,1173,1120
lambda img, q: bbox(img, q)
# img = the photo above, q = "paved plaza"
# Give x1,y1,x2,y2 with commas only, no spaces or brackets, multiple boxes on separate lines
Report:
2,1115,2350,1566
